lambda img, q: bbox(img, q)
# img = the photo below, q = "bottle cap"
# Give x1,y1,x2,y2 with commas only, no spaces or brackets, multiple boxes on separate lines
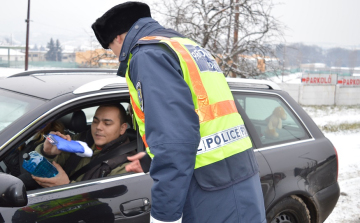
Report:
23,153,30,160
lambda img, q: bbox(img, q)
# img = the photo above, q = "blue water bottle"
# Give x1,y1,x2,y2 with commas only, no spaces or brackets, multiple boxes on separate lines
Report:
22,151,58,178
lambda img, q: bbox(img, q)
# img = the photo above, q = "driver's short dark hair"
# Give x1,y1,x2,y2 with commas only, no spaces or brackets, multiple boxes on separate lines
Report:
99,104,127,125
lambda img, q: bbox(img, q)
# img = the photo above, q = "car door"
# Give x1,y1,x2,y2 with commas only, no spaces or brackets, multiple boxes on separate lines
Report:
232,90,276,209
0,91,153,223
0,173,152,223
240,90,337,198
232,89,333,207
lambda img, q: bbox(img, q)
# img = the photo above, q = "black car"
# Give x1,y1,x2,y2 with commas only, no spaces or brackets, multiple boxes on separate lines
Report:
0,69,339,223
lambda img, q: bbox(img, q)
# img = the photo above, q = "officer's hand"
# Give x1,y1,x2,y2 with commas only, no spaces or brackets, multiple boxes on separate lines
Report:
43,131,71,156
32,161,70,187
125,152,146,173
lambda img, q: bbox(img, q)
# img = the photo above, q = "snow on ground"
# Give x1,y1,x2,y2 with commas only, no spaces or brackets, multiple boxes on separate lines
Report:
323,131,360,223
305,106,360,127
304,106,360,223
0,67,23,78
268,70,360,222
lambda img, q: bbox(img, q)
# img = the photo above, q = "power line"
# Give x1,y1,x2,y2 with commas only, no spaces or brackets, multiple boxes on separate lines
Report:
31,21,86,33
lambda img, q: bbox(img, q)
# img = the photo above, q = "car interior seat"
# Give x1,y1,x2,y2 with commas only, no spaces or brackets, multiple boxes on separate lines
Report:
58,110,88,135
126,128,137,141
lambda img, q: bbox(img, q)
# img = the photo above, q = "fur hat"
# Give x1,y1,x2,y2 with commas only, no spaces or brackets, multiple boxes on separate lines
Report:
92,2,151,49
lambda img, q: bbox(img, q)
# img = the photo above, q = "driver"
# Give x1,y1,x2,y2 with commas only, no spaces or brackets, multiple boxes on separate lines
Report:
32,104,135,187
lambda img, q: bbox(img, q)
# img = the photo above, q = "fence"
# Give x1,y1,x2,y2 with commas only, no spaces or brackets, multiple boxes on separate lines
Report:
279,83,360,106
0,61,78,69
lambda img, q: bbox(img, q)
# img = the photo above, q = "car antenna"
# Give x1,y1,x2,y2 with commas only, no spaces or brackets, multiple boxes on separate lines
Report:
29,74,46,82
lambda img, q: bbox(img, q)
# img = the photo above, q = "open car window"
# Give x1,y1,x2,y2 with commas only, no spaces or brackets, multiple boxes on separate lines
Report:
83,106,98,123
82,103,130,125
1,100,137,192
233,92,311,148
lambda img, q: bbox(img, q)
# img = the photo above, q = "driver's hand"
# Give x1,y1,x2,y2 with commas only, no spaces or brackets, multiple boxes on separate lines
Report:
43,131,71,156
32,161,70,187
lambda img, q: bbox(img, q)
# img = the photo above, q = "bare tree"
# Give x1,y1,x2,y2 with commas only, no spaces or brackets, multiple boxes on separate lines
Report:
77,49,117,68
77,29,118,68
152,0,283,78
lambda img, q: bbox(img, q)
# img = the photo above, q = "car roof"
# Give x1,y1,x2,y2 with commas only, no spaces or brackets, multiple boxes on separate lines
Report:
0,69,119,100
0,69,280,100
226,77,280,90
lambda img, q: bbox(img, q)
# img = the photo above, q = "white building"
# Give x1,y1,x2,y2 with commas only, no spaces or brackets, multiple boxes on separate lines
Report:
300,63,327,70
28,50,47,62
62,51,76,62
0,48,25,62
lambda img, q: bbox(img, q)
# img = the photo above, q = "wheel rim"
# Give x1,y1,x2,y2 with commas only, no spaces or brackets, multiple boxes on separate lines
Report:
271,211,298,223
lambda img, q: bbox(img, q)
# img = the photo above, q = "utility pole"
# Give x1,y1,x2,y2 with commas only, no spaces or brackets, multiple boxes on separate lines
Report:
233,0,239,49
231,0,239,78
25,0,31,71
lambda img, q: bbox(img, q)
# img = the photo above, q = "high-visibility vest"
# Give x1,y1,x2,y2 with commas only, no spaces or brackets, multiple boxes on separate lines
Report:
125,36,252,169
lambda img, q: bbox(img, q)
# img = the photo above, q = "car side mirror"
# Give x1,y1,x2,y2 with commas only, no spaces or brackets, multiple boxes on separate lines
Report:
0,173,28,207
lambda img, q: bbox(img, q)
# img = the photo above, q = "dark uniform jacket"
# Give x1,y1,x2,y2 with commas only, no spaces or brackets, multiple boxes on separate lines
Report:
118,17,259,222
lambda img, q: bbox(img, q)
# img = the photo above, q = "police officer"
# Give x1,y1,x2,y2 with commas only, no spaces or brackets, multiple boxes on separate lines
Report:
92,2,266,223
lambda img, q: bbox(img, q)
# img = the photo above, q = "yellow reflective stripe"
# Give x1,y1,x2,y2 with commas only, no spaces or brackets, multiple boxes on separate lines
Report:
130,96,145,123
200,113,245,136
125,62,145,123
146,147,154,159
140,36,239,124
125,54,151,154
140,36,209,108
200,71,234,103
195,137,252,169
142,134,149,148
197,125,249,155
196,100,238,124
132,36,253,167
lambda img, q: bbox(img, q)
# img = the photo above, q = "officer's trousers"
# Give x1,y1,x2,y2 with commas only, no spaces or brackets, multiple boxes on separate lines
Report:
182,172,266,223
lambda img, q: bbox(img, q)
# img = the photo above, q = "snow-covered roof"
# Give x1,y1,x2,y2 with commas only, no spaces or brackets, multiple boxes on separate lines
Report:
28,50,47,53
99,59,119,63
330,67,360,71
62,51,76,54
264,57,279,62
301,63,327,68
0,49,25,56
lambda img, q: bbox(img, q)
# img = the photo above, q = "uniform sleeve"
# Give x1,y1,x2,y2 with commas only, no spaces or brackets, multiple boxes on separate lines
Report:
130,45,200,222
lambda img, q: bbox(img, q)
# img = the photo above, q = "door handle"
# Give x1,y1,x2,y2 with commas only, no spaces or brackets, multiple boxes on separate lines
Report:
120,198,150,217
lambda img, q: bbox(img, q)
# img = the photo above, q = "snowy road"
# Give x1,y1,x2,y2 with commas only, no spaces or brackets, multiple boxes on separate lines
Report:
303,106,360,223
323,132,360,223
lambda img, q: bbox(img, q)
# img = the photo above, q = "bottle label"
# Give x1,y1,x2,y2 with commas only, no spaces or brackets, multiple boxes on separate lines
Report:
22,151,58,178
44,134,58,145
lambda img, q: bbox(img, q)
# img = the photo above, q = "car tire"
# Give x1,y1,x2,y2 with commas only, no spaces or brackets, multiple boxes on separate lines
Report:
267,195,310,223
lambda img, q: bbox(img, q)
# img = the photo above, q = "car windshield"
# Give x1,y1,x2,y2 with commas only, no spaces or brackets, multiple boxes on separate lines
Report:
0,89,44,132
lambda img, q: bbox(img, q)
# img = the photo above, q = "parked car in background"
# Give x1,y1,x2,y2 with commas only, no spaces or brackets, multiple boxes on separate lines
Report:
0,69,339,223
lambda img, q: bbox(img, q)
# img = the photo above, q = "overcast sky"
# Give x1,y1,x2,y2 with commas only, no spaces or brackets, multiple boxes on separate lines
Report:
0,0,359,48
272,0,360,48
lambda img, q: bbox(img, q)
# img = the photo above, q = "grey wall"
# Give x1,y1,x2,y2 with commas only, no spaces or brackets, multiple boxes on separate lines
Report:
278,83,360,106
335,86,360,105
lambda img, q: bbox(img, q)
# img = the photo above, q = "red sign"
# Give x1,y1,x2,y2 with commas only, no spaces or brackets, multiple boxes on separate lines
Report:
301,74,337,85
337,77,360,86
